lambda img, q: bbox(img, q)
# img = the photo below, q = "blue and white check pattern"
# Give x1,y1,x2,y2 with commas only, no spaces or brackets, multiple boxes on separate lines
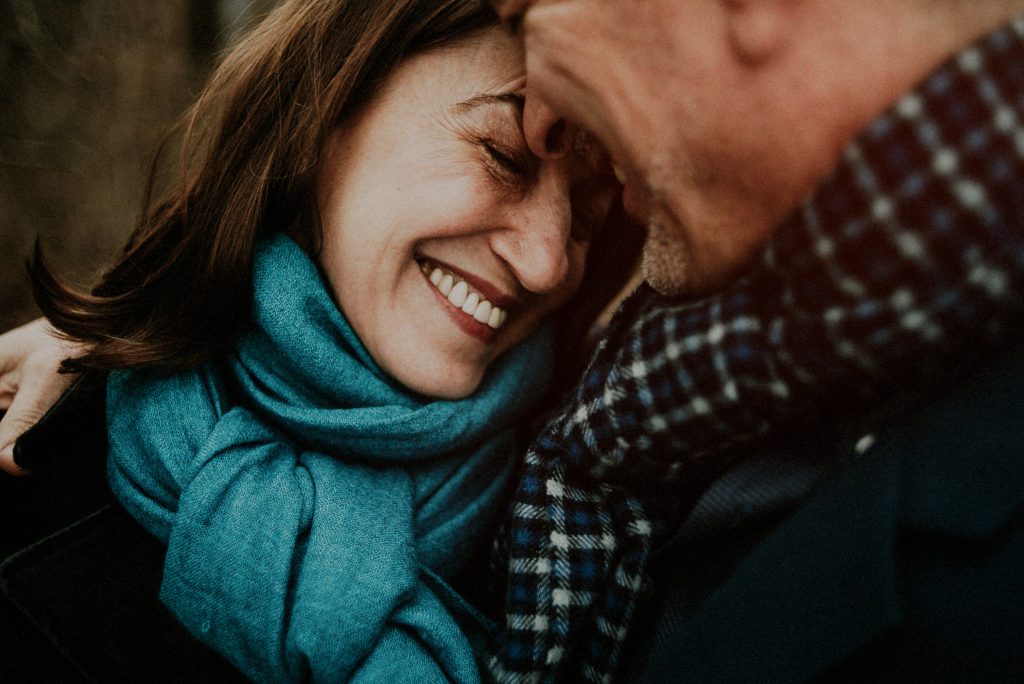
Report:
488,18,1024,684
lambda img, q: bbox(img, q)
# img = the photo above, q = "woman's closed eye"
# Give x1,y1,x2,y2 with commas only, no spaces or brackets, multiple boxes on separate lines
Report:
479,137,532,190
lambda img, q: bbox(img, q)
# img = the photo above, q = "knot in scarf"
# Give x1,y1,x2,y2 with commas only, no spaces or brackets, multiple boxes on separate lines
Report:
107,233,556,683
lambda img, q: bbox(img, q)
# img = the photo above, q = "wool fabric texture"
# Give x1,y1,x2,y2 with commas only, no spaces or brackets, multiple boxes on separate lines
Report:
106,234,556,683
488,18,1024,683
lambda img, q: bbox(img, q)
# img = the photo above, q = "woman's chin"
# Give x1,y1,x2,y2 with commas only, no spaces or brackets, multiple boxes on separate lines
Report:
392,363,484,401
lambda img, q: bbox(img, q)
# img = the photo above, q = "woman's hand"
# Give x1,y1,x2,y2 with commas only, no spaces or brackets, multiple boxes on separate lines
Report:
0,318,81,475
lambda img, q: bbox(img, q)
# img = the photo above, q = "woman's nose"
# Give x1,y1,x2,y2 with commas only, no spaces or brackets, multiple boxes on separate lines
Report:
493,171,573,294
523,90,571,160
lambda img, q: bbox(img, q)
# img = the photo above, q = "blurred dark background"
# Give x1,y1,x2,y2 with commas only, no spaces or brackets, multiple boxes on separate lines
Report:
0,0,276,331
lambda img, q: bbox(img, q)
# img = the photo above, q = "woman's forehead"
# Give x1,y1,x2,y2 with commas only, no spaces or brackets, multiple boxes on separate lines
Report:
374,26,525,115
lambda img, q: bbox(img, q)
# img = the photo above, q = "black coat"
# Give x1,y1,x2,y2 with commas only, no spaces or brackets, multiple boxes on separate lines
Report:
0,374,244,683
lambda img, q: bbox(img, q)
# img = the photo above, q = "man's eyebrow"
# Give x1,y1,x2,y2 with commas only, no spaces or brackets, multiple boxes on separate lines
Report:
451,92,525,117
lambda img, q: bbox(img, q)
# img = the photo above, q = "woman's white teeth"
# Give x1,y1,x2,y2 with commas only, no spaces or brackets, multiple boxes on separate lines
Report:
474,300,492,324
448,281,469,307
439,273,454,296
424,265,508,329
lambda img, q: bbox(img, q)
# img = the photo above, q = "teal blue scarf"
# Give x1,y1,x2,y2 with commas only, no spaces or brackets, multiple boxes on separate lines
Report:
106,234,555,683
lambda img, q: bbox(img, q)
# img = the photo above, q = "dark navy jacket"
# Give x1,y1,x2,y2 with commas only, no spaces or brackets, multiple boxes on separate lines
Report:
624,344,1024,682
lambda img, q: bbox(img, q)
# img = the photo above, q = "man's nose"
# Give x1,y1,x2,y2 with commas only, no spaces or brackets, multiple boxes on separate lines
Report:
523,91,571,160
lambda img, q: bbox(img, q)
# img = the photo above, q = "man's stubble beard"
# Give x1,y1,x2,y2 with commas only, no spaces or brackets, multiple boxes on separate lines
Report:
641,206,691,296
639,150,692,296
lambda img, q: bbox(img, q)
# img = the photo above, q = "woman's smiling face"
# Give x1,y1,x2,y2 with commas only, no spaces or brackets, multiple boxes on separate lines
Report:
317,27,616,399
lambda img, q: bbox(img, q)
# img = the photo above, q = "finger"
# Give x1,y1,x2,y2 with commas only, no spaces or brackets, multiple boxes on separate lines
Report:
0,393,48,475
0,370,75,475
0,372,17,411
0,450,27,475
0,424,29,476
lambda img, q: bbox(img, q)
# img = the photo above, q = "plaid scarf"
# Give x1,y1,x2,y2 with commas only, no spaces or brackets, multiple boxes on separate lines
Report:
488,18,1024,683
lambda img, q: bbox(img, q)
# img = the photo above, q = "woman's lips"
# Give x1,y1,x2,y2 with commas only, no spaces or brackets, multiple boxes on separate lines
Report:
418,260,506,344
428,280,500,343
430,258,519,310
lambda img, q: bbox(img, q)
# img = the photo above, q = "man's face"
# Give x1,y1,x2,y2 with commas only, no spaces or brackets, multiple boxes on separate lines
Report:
489,0,827,296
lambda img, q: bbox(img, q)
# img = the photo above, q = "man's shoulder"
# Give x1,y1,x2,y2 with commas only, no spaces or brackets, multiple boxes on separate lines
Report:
626,341,1024,682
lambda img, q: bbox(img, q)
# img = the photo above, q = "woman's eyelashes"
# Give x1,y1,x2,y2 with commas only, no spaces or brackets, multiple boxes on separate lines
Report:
478,136,532,190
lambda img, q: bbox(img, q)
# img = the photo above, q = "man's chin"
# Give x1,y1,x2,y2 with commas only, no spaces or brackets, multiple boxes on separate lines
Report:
641,215,691,297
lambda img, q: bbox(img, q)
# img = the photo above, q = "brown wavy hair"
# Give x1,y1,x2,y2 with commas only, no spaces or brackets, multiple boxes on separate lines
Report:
30,0,641,381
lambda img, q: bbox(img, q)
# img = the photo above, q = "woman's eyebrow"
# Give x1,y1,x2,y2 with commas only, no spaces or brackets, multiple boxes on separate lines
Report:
451,92,525,119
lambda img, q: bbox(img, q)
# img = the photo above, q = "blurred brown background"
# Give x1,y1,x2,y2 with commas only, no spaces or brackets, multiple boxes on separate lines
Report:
0,0,275,331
